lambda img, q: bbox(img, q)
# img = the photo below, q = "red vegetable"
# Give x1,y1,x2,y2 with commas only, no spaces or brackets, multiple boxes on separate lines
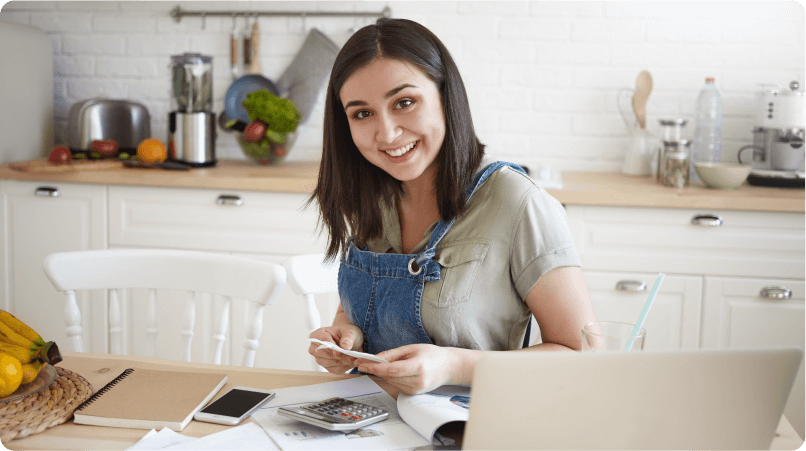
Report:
90,139,118,156
48,146,72,164
243,120,267,143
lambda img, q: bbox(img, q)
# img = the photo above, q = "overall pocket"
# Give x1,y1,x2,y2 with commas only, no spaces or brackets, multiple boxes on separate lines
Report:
423,239,490,307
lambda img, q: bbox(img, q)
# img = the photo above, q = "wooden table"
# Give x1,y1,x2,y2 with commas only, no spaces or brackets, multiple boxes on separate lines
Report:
2,352,803,450
3,352,399,450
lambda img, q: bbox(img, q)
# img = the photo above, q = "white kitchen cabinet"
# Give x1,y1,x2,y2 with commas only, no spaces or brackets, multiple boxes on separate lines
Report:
582,270,701,350
566,204,806,438
566,205,804,279
701,276,805,439
0,180,107,353
701,277,805,350
108,185,325,255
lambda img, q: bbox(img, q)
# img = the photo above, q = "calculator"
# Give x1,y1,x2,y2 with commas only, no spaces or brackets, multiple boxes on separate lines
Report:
277,397,389,431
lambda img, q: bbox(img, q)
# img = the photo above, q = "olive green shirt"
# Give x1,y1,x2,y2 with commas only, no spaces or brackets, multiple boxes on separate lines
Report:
365,161,581,351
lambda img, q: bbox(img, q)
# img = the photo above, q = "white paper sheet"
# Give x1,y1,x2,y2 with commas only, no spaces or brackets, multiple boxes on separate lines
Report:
162,423,278,450
125,427,196,450
126,423,279,451
308,338,388,363
251,376,430,450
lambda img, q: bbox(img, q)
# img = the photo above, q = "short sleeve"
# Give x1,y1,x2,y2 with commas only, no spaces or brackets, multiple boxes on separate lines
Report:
510,184,581,299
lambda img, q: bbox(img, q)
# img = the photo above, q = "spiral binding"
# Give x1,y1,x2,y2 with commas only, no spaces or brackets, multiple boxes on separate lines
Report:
74,368,135,411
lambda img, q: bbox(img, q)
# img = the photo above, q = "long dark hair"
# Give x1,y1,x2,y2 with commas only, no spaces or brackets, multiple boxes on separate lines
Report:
309,18,485,261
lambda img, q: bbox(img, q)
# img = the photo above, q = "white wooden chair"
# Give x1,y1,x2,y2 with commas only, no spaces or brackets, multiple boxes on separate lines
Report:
42,249,286,367
282,254,339,371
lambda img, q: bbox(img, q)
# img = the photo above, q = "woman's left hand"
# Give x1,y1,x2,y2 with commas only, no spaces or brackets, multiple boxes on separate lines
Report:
354,344,456,395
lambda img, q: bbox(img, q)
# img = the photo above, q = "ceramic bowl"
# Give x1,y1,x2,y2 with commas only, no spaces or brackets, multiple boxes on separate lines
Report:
694,162,752,189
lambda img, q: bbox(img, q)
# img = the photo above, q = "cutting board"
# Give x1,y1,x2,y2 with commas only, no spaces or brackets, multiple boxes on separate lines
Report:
9,159,124,173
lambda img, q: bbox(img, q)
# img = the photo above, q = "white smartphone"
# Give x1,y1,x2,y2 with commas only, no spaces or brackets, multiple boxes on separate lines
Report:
193,386,276,426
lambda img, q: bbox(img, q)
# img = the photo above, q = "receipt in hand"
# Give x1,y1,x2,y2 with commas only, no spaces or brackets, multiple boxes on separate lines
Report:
309,338,389,363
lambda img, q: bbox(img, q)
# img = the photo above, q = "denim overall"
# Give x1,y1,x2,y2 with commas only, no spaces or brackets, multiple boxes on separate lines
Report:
338,162,528,355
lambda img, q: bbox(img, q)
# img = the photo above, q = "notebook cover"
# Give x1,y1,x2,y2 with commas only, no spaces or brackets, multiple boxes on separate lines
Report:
73,368,227,431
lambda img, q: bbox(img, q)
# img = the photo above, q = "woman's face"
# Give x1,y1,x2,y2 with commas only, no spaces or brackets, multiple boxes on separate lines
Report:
339,57,446,186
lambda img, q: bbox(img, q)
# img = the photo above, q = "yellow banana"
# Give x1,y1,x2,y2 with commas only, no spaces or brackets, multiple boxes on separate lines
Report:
20,360,43,385
0,311,44,346
0,320,33,348
0,341,36,364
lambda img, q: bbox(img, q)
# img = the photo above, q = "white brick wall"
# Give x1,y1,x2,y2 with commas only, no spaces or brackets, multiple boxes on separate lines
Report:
1,0,803,172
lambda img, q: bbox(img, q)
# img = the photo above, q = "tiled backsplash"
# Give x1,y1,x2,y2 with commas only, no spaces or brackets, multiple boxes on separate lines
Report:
1,1,803,172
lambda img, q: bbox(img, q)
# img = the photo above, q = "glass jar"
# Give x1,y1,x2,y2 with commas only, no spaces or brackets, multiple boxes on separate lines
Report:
658,118,687,142
660,140,691,188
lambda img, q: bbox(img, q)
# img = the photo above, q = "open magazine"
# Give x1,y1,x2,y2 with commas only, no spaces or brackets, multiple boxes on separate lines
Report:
397,385,471,445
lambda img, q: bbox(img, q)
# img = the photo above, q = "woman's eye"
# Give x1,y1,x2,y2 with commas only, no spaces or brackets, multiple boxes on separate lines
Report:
353,110,371,120
395,99,414,110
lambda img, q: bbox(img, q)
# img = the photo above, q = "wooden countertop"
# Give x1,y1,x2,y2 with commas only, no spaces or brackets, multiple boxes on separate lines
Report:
0,159,802,212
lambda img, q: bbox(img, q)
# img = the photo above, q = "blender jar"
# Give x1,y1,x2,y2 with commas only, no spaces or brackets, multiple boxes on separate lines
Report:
171,53,213,113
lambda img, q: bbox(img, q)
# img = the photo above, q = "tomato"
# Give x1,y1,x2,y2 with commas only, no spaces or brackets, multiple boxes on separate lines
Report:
48,146,72,164
243,121,267,144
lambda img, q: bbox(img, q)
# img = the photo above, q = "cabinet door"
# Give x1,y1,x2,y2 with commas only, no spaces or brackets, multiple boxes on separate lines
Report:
0,181,107,353
702,277,805,439
701,277,804,349
582,270,702,350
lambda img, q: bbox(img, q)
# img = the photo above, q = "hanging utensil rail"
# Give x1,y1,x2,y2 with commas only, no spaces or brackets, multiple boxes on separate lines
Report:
170,5,392,24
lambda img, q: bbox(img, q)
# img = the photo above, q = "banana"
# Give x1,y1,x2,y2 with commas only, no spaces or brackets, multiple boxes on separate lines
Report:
0,311,62,366
20,360,43,385
0,319,34,348
0,311,45,347
0,342,37,364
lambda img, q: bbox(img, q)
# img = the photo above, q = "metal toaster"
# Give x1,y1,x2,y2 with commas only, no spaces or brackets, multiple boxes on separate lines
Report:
67,99,151,155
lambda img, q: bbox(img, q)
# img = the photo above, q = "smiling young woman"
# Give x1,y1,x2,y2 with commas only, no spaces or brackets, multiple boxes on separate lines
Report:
307,18,596,396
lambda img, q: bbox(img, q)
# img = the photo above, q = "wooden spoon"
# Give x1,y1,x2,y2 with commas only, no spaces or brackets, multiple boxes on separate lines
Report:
632,71,653,129
248,20,262,75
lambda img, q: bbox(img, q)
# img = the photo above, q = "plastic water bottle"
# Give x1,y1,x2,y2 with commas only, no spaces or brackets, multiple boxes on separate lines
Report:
691,77,723,182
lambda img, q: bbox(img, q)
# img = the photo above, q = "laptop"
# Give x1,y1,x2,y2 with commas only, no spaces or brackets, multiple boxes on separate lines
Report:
462,348,802,450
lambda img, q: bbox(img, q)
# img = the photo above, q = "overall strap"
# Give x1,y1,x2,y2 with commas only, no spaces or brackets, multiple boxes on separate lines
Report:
414,162,527,266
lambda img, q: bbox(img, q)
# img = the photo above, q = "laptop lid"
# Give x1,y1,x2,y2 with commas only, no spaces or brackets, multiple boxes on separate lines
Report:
463,348,802,450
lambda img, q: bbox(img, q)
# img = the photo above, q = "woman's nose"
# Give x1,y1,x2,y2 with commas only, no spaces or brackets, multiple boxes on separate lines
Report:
375,112,401,144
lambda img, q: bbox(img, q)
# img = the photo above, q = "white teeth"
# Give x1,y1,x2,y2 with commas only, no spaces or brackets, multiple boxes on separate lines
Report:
384,141,417,157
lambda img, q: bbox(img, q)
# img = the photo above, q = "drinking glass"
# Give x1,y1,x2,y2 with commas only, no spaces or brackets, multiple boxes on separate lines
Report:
581,321,645,352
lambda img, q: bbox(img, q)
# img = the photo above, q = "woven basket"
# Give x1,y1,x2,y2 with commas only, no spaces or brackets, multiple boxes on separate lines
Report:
0,366,93,442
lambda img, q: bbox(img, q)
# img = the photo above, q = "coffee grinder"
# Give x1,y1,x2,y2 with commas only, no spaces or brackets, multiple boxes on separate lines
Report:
169,53,217,167
738,81,804,187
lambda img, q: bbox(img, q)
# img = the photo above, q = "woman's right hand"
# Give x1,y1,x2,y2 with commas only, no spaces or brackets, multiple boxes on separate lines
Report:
308,324,364,373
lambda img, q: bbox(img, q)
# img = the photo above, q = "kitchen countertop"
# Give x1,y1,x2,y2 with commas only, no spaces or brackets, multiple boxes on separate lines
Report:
0,159,802,212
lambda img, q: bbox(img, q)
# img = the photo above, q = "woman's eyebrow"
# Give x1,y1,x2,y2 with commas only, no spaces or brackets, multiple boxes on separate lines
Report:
343,83,419,110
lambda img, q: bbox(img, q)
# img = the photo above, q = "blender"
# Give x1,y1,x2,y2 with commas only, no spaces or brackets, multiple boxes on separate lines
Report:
169,53,217,167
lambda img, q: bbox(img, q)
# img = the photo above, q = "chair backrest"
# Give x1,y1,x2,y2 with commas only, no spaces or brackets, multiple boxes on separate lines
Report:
282,254,339,371
282,254,339,331
42,249,286,367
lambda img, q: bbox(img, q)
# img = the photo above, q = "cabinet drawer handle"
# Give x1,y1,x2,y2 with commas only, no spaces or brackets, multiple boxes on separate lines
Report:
34,187,60,197
616,280,647,292
216,195,243,206
691,214,722,227
760,286,791,300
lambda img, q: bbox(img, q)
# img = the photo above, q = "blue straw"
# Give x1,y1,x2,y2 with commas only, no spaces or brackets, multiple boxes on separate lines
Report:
625,273,665,351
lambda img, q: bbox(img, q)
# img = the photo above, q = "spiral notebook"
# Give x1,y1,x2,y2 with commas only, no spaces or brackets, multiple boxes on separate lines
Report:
73,368,227,431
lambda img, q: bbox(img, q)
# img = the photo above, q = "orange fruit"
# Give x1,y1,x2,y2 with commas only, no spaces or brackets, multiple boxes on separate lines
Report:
0,353,22,397
137,138,167,164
